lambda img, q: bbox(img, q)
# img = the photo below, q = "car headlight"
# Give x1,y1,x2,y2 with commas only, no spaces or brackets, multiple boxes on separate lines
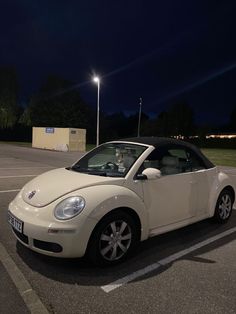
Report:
54,196,85,220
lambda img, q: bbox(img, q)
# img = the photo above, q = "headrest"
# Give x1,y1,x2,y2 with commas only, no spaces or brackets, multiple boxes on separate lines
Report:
162,156,179,167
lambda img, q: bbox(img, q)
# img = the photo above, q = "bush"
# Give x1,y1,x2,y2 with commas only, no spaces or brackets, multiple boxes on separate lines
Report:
0,125,31,142
187,138,236,149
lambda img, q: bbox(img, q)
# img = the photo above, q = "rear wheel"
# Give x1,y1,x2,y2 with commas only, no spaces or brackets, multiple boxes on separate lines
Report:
214,189,233,223
87,211,139,266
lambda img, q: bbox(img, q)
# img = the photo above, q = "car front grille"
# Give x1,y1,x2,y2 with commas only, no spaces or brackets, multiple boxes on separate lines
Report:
12,228,29,245
12,227,63,253
33,239,63,253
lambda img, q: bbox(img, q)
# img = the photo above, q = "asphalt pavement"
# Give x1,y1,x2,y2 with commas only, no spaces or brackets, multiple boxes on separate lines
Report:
0,143,236,314
0,261,29,314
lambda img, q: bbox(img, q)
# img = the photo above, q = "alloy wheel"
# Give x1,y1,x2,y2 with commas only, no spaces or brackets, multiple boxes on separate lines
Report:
99,220,132,261
218,193,232,220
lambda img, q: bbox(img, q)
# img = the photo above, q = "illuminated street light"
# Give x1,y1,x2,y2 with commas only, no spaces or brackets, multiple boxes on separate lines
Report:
93,76,100,146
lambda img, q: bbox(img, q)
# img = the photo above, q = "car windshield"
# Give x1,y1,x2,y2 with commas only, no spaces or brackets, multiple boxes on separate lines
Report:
69,142,147,177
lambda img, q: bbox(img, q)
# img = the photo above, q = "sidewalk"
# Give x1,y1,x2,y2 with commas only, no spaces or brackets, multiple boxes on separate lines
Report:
0,242,48,314
0,261,29,314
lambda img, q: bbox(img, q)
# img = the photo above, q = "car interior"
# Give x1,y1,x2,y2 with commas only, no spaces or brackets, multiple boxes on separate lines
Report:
142,145,206,176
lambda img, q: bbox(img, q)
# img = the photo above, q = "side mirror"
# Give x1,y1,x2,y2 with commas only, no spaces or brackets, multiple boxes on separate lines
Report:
136,168,161,180
143,168,161,180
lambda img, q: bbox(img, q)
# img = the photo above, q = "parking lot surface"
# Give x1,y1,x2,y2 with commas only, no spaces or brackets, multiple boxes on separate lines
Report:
0,143,236,314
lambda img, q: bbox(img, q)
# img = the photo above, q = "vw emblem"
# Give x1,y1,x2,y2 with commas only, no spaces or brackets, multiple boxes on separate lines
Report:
28,190,36,199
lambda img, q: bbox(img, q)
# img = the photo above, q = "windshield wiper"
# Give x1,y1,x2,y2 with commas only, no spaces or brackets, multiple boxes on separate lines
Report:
72,164,80,169
86,171,107,176
67,166,107,176
67,164,80,171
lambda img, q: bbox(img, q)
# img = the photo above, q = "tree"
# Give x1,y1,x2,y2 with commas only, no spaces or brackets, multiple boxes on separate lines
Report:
168,103,195,136
141,117,158,136
28,75,95,132
0,67,18,128
155,111,172,136
99,111,150,142
229,106,236,131
19,107,32,126
101,112,128,141
126,112,149,137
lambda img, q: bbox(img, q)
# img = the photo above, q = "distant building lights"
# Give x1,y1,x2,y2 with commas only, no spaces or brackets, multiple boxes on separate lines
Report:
206,134,236,139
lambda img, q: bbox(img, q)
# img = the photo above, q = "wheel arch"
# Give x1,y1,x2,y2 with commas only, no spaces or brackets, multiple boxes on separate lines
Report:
213,185,235,223
208,169,236,217
78,184,149,241
221,185,235,203
86,206,142,244
85,207,143,261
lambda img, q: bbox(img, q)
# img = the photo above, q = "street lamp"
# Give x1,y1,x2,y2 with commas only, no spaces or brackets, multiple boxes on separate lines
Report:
137,97,142,137
93,76,100,146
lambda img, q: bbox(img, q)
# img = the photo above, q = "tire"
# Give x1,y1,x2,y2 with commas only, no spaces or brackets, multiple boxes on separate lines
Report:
214,189,233,223
87,211,139,266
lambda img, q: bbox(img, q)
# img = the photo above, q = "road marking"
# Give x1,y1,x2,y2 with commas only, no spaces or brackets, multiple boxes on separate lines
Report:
0,175,37,178
0,167,54,170
101,226,236,293
0,242,49,313
0,189,21,193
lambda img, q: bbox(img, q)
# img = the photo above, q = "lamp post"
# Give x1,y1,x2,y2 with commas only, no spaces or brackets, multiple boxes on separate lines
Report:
93,76,100,146
137,97,142,137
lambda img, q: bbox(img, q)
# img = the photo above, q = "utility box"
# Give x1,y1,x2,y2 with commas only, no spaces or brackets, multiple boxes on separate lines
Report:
32,127,86,152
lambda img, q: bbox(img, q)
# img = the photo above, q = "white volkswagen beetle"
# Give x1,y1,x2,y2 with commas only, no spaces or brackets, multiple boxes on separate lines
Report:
8,137,236,265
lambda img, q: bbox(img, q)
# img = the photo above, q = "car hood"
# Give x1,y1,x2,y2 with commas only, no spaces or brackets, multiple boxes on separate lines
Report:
22,168,125,207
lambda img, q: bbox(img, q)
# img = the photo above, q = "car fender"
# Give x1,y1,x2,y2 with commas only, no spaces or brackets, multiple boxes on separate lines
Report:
208,169,235,217
76,184,149,241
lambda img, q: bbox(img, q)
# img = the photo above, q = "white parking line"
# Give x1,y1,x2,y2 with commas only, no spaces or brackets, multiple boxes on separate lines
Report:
101,226,236,293
0,175,37,179
0,242,49,313
0,167,54,170
0,189,21,193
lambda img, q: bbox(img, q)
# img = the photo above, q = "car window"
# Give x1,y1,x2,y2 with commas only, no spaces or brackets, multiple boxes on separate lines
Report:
71,143,147,177
142,145,206,176
142,146,181,176
168,149,188,159
88,147,117,166
186,150,206,171
167,148,189,174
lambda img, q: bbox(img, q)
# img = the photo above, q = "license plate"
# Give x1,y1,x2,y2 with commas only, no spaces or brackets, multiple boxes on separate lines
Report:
8,212,23,233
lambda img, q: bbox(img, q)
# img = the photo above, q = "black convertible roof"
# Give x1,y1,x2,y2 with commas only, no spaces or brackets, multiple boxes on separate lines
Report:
121,137,215,169
123,136,193,147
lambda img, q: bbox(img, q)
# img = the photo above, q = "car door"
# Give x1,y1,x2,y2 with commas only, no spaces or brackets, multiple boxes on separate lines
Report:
185,148,211,216
141,145,198,230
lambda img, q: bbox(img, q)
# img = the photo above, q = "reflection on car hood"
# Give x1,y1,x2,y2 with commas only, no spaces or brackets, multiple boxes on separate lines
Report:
22,168,125,207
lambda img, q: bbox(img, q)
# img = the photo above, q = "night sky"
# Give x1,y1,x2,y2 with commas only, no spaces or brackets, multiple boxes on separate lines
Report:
1,0,236,125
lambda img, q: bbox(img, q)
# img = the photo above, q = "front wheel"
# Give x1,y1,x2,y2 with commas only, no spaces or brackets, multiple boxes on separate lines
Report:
214,189,233,223
87,211,139,266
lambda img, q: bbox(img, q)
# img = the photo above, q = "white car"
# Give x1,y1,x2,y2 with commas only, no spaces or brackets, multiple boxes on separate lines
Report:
8,137,236,265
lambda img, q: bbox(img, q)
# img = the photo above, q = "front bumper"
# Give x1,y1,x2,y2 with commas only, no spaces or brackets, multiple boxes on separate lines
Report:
8,194,97,258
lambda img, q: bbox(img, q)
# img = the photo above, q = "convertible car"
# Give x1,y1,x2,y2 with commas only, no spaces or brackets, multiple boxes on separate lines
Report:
8,137,236,265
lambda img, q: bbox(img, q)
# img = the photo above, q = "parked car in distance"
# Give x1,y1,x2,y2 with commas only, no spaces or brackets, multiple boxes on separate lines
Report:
8,137,236,265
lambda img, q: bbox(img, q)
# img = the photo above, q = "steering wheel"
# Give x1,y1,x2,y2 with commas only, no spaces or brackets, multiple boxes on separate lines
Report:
102,162,118,170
